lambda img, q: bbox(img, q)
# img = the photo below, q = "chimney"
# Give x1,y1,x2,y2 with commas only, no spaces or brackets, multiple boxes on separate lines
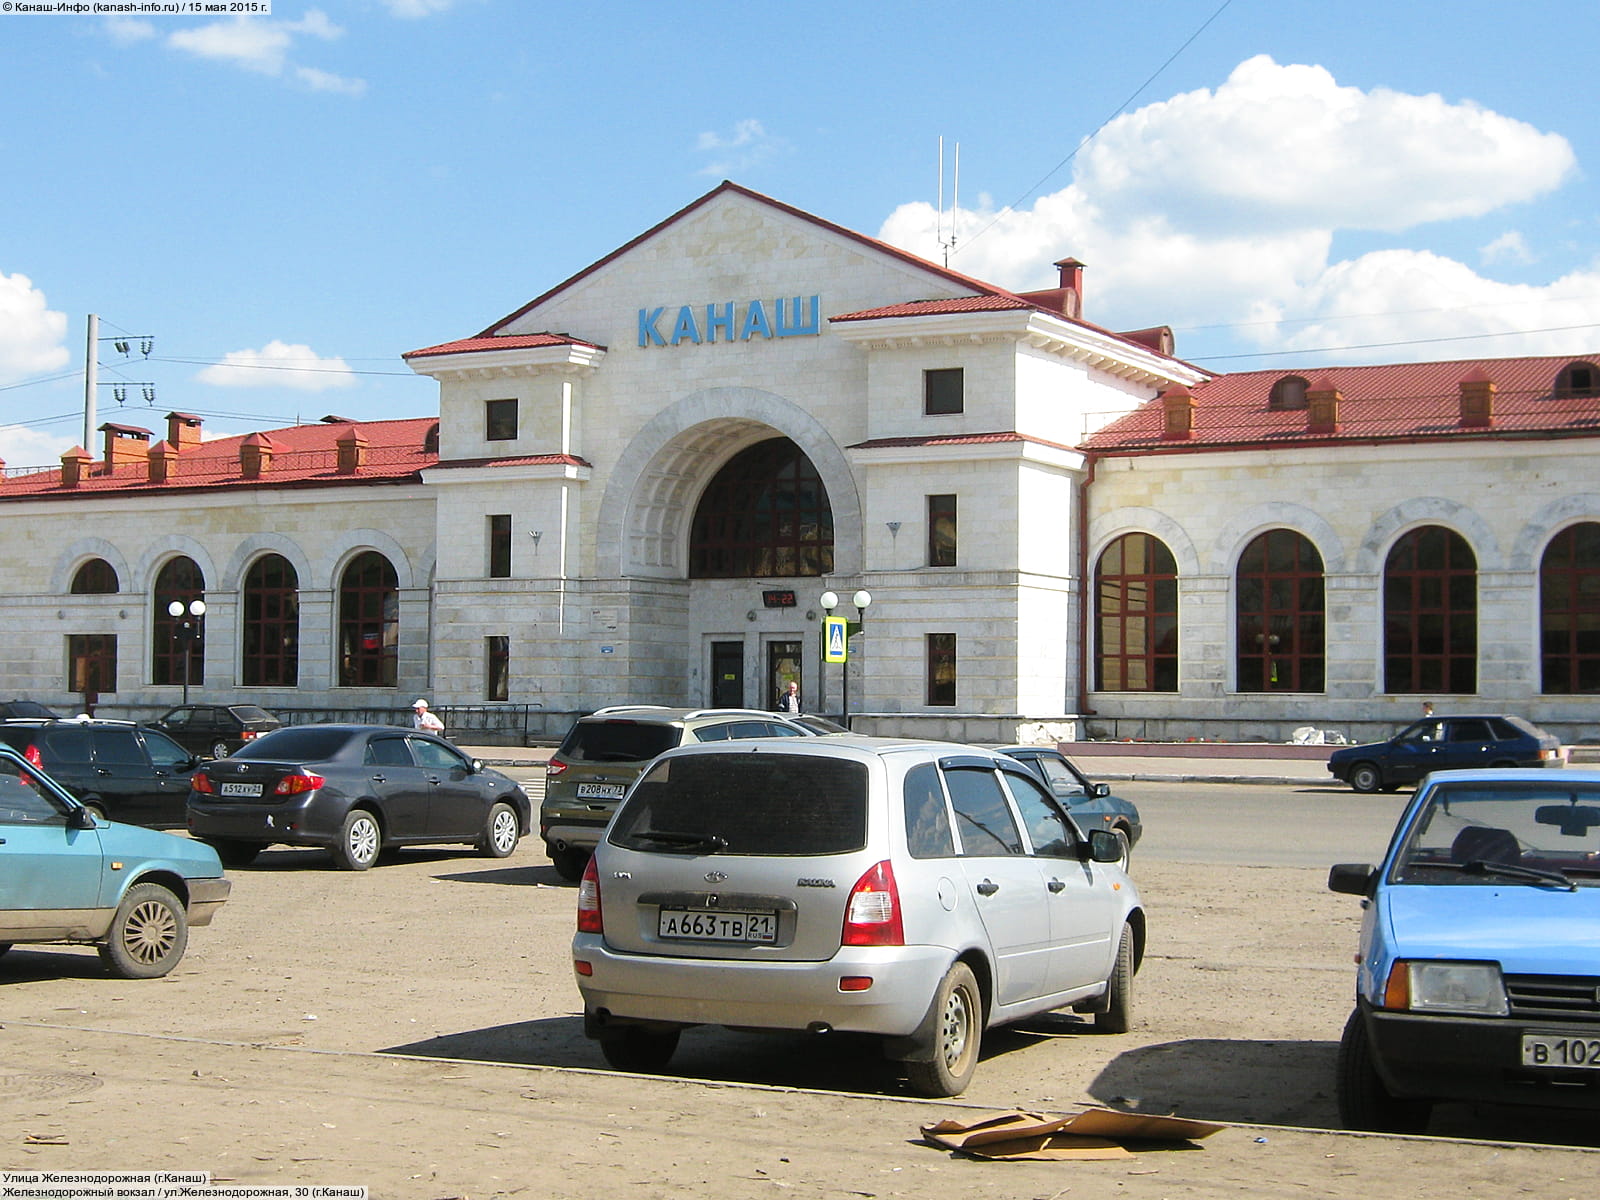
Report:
60,446,92,488
0,456,6,481
1056,258,1085,319
240,432,276,479
1306,378,1341,434
166,412,203,452
336,425,367,474
1160,384,1194,439
1459,370,1495,427
147,440,178,484
100,423,152,471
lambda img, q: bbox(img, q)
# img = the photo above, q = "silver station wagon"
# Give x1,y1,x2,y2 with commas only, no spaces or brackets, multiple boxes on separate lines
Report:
572,735,1145,1096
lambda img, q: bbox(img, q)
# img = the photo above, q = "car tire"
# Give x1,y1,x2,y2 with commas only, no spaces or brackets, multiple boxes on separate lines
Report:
1109,827,1133,872
97,882,188,979
1336,1008,1432,1133
209,839,264,868
1095,922,1137,1034
332,809,382,871
210,741,231,759
1349,763,1383,794
598,1025,680,1074
82,801,108,824
549,845,589,882
478,801,520,858
904,961,982,1098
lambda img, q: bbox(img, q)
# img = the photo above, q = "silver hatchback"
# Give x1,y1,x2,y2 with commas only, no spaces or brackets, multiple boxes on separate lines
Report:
572,735,1145,1096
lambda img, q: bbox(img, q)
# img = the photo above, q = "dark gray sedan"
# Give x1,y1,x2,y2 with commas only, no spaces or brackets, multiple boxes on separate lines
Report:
996,745,1143,867
185,724,530,869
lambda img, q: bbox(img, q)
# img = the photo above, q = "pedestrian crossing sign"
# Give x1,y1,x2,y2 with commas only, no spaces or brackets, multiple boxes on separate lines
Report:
823,616,848,663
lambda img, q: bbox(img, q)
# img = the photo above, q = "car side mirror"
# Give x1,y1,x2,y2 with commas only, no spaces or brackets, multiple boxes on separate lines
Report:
1328,862,1376,896
1090,782,1111,799
470,759,484,773
68,805,97,830
1087,829,1123,863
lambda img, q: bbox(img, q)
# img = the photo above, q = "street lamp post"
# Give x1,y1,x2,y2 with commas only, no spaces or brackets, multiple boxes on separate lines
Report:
819,589,871,730
167,599,206,704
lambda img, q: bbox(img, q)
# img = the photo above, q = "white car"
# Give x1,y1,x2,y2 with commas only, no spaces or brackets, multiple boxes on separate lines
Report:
572,735,1144,1096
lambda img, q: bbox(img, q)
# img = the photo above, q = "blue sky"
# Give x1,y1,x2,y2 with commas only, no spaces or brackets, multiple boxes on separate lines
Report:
4,0,1598,468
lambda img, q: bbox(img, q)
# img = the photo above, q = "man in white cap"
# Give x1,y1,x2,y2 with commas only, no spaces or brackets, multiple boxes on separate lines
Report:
412,698,444,734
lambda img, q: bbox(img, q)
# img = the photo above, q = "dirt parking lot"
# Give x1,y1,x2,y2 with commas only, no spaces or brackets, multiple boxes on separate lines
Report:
3,837,1597,1198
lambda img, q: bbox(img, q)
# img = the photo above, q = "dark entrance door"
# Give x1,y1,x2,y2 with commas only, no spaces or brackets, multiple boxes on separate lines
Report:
768,640,802,711
710,641,744,707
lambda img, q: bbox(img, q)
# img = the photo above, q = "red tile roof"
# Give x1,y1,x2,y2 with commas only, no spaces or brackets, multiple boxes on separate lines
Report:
849,430,1079,454
0,417,440,500
1085,354,1600,453
403,333,601,359
831,296,1036,321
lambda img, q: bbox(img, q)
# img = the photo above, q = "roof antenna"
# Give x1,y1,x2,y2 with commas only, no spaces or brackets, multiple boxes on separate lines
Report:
937,136,959,267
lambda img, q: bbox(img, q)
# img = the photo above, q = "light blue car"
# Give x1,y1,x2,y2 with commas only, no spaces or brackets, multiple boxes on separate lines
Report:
0,745,230,978
1329,767,1600,1132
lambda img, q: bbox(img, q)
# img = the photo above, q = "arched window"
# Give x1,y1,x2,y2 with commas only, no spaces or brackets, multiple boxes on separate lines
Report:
339,551,398,687
689,437,834,578
1236,530,1325,692
242,554,300,688
1269,376,1310,410
1384,526,1477,694
152,557,205,687
1094,533,1178,691
70,558,119,594
1540,522,1600,694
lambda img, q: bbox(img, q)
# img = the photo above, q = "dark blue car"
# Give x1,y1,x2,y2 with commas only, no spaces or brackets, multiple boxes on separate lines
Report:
1327,715,1561,793
995,746,1142,869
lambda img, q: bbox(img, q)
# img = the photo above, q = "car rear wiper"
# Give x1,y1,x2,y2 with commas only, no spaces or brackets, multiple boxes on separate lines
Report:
1457,859,1577,891
627,830,729,853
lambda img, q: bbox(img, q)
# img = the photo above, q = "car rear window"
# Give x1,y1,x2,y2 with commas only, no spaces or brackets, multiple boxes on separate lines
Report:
235,727,353,761
560,720,679,764
611,752,868,856
232,706,277,723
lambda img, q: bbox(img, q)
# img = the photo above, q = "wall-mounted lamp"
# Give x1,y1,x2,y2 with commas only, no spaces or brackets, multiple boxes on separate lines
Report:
527,530,543,544
886,521,901,537
746,610,757,621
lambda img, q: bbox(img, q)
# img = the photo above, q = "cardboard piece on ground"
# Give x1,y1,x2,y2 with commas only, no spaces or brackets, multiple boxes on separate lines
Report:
921,1108,1225,1162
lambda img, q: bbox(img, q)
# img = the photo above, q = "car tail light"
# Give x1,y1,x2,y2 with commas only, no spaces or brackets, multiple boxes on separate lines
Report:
576,854,603,934
545,759,569,778
241,730,257,741
23,744,43,768
190,772,217,794
273,772,324,796
842,860,904,947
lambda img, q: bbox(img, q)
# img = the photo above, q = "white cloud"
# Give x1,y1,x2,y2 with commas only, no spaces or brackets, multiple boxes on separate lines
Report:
1481,231,1535,267
879,55,1590,363
165,10,360,92
379,0,464,15
0,271,70,383
103,17,157,44
695,119,784,177
196,341,356,391
0,426,77,473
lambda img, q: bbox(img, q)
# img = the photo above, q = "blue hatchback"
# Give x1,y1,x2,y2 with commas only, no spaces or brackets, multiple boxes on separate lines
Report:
0,745,229,978
1329,768,1600,1131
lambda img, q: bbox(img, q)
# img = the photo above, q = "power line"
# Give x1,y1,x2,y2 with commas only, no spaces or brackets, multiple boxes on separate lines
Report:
1192,321,1600,364
956,0,1236,257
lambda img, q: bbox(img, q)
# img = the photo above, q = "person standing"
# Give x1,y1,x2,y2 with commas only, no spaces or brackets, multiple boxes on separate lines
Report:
775,680,801,714
412,698,445,734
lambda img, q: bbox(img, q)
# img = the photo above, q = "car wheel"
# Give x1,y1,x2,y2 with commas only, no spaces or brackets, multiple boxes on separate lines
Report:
478,802,520,858
208,839,265,868
549,845,589,882
1108,827,1133,872
82,801,108,824
332,810,382,871
598,1025,680,1074
210,740,231,759
1336,1008,1432,1133
1095,923,1136,1033
904,961,982,1097
1349,763,1383,793
97,882,188,979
